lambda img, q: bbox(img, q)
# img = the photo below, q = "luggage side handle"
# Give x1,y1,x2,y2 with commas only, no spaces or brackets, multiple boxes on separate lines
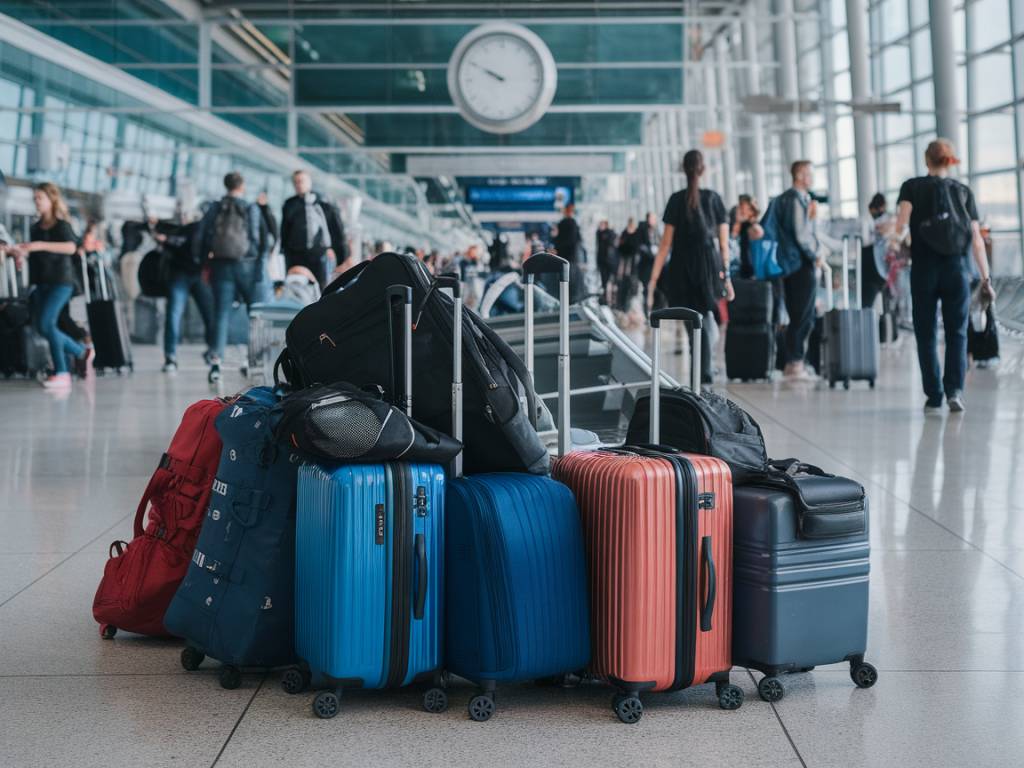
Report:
386,285,413,417
700,535,716,632
414,532,427,620
523,252,570,457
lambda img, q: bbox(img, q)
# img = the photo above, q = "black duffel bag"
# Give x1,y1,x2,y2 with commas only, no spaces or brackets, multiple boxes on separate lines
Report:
274,382,462,465
626,387,768,482
752,459,867,539
275,252,548,476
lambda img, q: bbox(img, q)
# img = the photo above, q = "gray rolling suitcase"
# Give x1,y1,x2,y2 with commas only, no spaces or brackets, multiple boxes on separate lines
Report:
732,461,877,703
823,236,879,389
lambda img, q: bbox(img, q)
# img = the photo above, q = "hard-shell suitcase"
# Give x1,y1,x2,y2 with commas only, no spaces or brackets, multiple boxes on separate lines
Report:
291,285,448,720
732,478,877,703
725,323,774,381
93,398,225,638
823,237,879,389
164,386,300,689
554,307,743,723
82,255,133,374
0,255,51,378
445,257,591,722
729,279,773,327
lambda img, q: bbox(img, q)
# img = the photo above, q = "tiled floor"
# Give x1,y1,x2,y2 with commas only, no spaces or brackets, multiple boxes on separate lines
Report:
1,337,1023,768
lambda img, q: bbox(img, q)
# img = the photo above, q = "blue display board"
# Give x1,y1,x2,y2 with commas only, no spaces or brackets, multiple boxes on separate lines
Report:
460,177,577,212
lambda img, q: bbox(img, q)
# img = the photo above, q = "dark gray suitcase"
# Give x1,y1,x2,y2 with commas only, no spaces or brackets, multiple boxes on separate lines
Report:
82,256,133,373
0,256,52,377
725,323,774,381
823,237,878,389
729,279,773,326
732,476,877,703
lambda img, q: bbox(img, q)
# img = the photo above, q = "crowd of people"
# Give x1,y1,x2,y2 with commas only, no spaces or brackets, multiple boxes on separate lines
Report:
0,136,1001,411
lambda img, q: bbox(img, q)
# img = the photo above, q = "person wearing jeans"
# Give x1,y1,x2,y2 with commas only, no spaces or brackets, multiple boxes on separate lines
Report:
894,138,995,413
32,282,86,376
163,270,215,370
209,259,266,361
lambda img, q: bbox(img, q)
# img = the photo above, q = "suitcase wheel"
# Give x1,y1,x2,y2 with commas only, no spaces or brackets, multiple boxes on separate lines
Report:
613,695,644,724
312,690,340,719
850,660,878,689
716,682,744,710
281,668,310,695
180,646,205,671
422,687,448,714
219,665,242,690
844,379,851,390
468,693,496,722
757,676,785,703
99,623,117,640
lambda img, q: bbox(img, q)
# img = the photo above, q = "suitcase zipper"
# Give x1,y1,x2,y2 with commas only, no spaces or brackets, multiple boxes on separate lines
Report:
385,463,413,688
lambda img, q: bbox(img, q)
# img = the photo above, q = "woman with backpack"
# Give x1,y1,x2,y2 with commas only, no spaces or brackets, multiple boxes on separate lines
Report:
894,138,995,414
10,182,93,389
648,149,734,384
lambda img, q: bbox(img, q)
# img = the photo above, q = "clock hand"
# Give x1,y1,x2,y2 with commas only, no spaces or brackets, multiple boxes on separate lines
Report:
471,62,506,82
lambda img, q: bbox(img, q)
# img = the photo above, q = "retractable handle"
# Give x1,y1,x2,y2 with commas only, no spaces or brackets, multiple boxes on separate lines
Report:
841,235,851,311
434,273,464,477
648,306,703,445
523,252,571,457
80,252,91,304
385,284,413,417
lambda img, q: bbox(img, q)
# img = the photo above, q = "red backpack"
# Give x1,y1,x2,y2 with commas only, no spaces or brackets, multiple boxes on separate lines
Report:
93,398,226,638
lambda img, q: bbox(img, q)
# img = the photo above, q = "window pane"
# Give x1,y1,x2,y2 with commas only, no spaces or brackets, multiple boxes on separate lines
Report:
881,44,911,92
912,29,932,79
834,71,852,101
989,232,1022,276
970,0,1011,51
910,0,930,27
832,31,849,73
881,0,909,43
836,114,855,156
838,156,857,201
974,172,1019,230
884,144,916,190
971,112,1016,171
971,52,1013,111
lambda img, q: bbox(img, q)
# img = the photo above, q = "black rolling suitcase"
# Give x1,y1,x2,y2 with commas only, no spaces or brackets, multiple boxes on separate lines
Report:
726,279,774,381
729,279,772,326
823,237,878,390
0,254,51,378
83,255,133,374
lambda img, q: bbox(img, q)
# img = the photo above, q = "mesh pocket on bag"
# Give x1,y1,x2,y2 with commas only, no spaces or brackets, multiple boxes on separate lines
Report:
308,400,383,459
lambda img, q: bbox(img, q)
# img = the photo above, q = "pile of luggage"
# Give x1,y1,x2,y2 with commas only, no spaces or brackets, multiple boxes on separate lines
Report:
91,251,877,724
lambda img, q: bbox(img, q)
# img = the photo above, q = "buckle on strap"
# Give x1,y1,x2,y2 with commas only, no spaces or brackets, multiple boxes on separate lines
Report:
159,453,208,485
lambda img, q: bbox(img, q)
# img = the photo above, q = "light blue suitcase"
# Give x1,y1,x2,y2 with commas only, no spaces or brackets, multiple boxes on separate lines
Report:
442,259,591,722
289,286,448,719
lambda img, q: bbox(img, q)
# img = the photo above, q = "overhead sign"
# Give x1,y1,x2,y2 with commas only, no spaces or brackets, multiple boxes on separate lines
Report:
459,176,577,212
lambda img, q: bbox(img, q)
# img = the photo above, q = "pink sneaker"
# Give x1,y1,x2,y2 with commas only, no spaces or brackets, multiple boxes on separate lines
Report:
42,373,72,390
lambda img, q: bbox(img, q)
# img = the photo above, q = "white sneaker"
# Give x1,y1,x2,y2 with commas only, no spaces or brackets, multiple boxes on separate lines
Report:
947,392,966,413
42,373,72,390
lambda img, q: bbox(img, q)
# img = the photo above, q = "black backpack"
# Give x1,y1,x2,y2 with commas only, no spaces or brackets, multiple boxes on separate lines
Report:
626,387,769,483
918,179,973,257
211,197,251,261
273,382,462,465
275,252,549,476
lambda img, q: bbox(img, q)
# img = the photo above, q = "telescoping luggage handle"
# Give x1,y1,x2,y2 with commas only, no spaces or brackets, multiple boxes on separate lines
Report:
648,307,703,445
840,235,863,311
385,285,414,417
433,274,464,477
523,252,571,458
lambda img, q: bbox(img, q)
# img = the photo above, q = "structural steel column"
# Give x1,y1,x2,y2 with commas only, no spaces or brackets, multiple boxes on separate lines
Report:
846,0,878,207
774,0,802,166
716,35,739,208
929,0,959,139
743,7,769,206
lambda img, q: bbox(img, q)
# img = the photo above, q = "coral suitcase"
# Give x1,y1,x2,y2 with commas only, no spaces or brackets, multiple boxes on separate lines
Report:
445,258,591,722
291,285,448,720
554,306,744,723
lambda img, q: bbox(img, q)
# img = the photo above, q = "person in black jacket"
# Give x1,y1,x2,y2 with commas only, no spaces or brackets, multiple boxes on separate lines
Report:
256,191,278,259
9,182,92,389
280,170,347,289
161,215,215,372
553,203,581,263
595,219,616,300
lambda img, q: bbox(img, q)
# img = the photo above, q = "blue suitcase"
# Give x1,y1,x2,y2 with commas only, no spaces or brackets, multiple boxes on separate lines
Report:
164,386,300,689
444,258,591,722
290,286,448,719
732,473,877,703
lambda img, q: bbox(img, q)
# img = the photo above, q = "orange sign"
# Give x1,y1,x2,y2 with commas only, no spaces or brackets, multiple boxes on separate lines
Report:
702,130,726,149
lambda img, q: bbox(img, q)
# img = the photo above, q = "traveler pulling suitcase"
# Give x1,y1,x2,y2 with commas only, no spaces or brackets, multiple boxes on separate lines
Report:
554,307,744,724
93,398,225,638
446,255,591,722
291,285,448,720
0,254,51,378
823,236,879,389
732,461,878,702
82,254,133,374
164,386,300,689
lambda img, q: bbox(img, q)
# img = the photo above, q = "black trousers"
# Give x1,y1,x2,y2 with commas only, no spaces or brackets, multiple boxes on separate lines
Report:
782,260,817,366
861,246,886,310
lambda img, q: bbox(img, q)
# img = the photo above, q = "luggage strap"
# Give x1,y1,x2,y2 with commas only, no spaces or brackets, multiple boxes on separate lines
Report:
190,549,244,584
159,452,210,486
228,487,271,528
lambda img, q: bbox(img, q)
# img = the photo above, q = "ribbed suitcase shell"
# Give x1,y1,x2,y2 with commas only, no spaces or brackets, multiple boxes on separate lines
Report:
732,485,869,673
823,308,878,386
296,462,445,689
553,450,733,692
725,324,775,381
444,473,590,684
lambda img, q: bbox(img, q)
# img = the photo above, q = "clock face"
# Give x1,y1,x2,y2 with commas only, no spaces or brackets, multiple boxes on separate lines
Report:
448,23,557,134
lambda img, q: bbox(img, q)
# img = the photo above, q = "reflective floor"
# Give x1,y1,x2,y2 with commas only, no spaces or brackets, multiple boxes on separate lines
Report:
1,336,1023,768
